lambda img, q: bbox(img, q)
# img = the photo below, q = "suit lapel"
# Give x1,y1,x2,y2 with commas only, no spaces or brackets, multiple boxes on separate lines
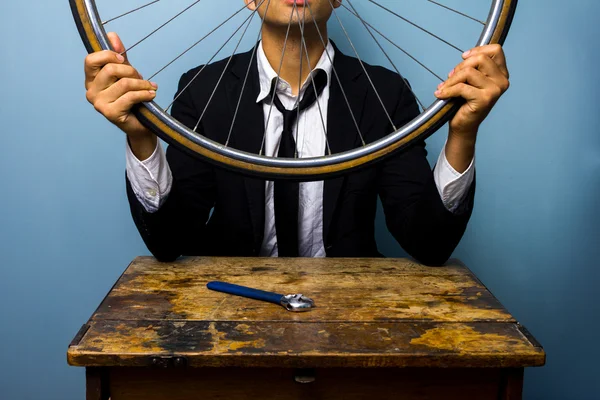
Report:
323,45,369,245
226,47,266,249
221,44,369,250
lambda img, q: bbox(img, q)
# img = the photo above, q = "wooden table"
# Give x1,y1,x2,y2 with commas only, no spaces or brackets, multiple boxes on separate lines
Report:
68,257,545,399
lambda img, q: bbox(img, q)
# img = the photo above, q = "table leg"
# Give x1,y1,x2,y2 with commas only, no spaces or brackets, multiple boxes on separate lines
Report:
499,368,524,400
86,367,110,400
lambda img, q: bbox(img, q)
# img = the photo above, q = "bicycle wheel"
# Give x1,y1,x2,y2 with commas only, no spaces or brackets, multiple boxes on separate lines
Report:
70,0,517,180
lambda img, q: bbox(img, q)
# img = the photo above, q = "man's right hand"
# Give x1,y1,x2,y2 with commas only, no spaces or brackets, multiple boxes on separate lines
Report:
84,32,158,160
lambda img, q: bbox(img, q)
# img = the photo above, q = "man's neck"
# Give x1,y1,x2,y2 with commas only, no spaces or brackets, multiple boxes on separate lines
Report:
261,23,329,96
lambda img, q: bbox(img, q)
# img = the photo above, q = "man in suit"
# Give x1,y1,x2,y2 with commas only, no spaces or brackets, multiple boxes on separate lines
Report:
83,0,510,264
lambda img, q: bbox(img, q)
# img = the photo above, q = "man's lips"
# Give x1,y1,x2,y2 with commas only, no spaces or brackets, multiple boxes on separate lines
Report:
282,0,307,6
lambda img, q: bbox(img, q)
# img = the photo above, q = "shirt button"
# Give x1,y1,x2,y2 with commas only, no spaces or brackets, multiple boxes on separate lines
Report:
147,189,157,197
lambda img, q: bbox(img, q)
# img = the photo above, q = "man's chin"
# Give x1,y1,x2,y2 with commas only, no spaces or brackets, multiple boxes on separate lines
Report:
263,13,303,28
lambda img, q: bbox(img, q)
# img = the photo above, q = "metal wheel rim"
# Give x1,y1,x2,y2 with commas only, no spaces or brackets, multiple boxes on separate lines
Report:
70,0,517,179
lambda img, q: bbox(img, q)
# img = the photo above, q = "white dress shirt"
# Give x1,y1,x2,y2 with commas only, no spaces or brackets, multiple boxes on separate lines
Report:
125,41,475,257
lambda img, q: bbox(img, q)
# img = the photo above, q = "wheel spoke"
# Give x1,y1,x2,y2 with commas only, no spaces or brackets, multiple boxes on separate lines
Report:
295,6,330,156
122,0,205,55
305,0,365,146
166,1,265,113
193,1,265,132
425,0,485,25
226,0,273,147
328,0,396,131
294,2,304,158
260,4,296,155
367,0,464,53
340,3,444,82
102,0,161,25
344,0,426,111
148,2,253,81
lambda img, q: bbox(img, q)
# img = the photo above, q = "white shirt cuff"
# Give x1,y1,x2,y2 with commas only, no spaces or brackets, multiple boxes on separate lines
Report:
433,144,475,213
125,139,173,213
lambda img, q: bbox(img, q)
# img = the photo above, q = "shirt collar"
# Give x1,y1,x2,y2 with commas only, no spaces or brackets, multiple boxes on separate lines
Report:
256,40,335,103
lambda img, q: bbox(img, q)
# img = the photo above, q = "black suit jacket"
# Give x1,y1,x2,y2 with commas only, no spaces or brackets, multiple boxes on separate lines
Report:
126,44,475,265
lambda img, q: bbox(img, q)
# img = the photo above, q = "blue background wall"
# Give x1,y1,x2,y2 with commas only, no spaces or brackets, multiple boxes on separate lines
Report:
1,1,598,399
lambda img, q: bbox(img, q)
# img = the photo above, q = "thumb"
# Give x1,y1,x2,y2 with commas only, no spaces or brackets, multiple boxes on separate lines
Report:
107,32,129,64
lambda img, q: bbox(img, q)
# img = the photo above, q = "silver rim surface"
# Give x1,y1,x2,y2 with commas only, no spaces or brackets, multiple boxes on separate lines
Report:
81,0,509,171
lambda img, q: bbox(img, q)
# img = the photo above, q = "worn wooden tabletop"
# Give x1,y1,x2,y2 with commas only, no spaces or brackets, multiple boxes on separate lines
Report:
68,257,545,369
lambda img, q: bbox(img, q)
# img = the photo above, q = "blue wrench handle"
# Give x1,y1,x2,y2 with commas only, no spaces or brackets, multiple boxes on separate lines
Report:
207,281,283,305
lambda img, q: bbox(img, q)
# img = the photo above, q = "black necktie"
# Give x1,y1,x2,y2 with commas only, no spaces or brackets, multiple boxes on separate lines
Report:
267,71,328,257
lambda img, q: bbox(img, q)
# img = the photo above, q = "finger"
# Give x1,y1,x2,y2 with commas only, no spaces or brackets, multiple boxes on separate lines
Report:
93,63,143,93
99,90,156,124
452,53,500,79
462,44,509,78
450,54,509,91
441,67,490,92
107,32,129,64
112,90,157,114
435,82,480,101
98,78,158,104
84,51,125,88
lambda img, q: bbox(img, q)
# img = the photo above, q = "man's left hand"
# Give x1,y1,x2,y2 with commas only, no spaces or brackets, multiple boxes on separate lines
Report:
434,44,510,171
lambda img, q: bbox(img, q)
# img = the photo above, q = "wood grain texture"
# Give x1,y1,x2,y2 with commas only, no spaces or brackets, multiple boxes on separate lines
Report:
68,257,544,368
70,320,543,368
91,257,512,322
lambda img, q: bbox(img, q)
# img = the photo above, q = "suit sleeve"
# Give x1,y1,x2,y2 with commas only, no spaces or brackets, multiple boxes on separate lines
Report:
126,70,217,262
377,79,475,266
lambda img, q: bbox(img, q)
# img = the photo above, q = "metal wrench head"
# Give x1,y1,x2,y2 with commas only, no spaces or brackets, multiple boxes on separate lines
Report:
280,294,315,312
